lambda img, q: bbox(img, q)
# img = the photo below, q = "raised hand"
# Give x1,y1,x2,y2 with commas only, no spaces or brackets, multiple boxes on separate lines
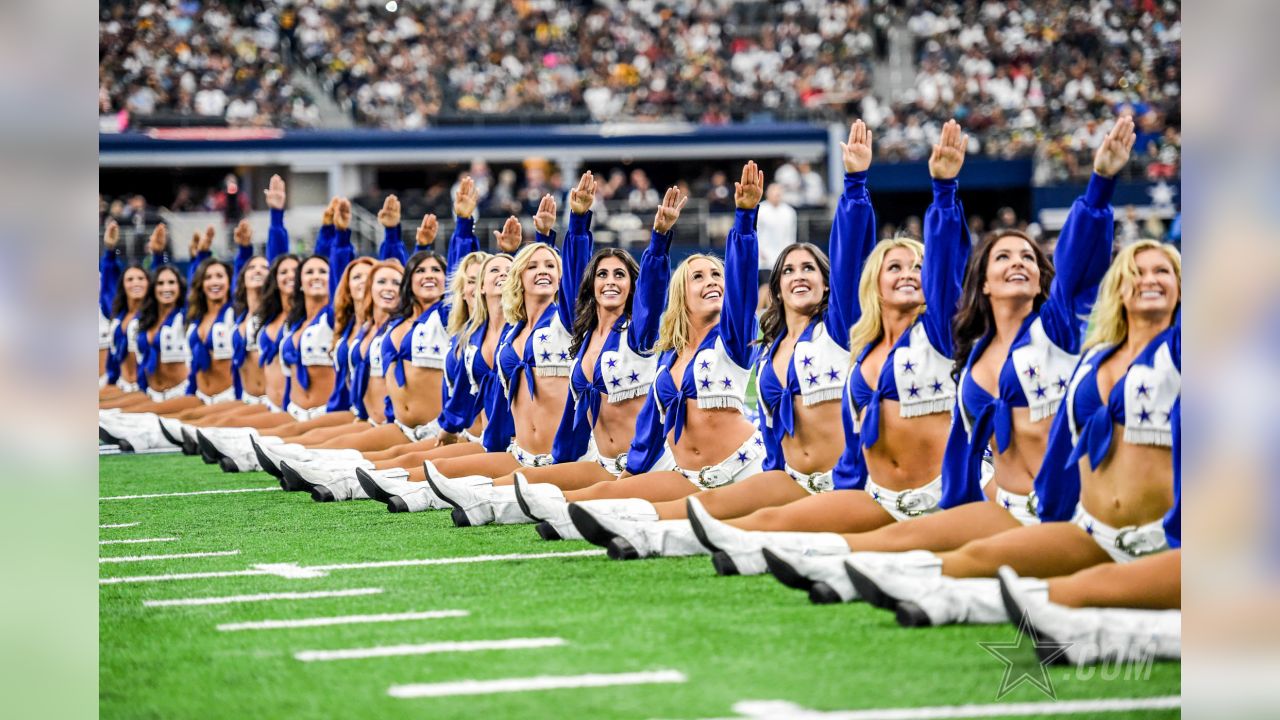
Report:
841,119,874,174
416,214,439,247
494,215,522,254
334,198,352,231
734,161,764,210
148,224,168,255
233,219,253,247
454,176,478,219
103,219,120,249
928,119,968,180
263,174,286,210
532,193,557,235
653,186,688,233
321,197,338,226
1093,115,1137,178
568,171,597,215
378,194,402,228
202,224,216,253
189,231,202,258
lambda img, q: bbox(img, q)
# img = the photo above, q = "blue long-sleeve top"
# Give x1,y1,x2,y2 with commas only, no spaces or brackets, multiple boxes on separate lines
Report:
1165,396,1180,548
380,223,407,265
758,172,875,473
1032,310,1181,522
624,207,759,475
551,224,672,464
437,320,515,451
940,173,1117,509
267,208,289,261
100,247,121,318
229,244,252,294
832,178,970,489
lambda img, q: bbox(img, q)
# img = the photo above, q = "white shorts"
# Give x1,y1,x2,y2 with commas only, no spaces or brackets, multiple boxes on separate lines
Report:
286,402,328,422
242,393,270,406
785,465,834,494
197,386,238,405
865,475,943,522
670,431,767,489
146,384,188,403
116,378,140,394
508,440,554,468
996,487,1040,526
99,374,108,389
587,437,676,478
397,418,442,442
1072,505,1169,563
461,429,482,444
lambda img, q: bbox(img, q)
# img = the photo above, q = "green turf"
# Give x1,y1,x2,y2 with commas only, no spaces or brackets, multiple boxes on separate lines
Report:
100,454,1179,719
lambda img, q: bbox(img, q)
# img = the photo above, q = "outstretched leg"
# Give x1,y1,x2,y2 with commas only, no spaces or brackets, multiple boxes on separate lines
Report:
310,424,407,452
492,461,615,490
562,472,698,503
1047,549,1180,610
842,501,1022,553
404,452,521,482
939,522,1113,579
651,471,809,520
729,488,895,533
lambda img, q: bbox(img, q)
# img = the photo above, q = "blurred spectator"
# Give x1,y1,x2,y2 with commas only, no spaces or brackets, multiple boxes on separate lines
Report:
756,183,798,275
626,170,659,213
704,171,733,214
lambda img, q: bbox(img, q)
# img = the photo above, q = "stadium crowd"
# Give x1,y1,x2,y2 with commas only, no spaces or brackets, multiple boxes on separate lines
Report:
99,0,1180,178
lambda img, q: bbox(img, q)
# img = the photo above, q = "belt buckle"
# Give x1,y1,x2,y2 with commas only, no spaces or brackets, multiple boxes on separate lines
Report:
1026,489,1039,519
696,466,728,489
895,489,935,518
1114,525,1161,558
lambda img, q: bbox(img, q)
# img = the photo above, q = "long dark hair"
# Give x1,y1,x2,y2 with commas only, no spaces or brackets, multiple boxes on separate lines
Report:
392,250,447,322
569,248,640,356
950,229,1055,381
757,243,831,349
138,265,187,332
232,255,267,319
254,253,300,328
286,255,332,328
186,258,232,323
111,265,151,318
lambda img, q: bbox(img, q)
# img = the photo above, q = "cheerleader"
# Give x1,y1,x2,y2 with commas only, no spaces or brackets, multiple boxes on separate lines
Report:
512,162,765,540
427,181,686,526
99,220,150,401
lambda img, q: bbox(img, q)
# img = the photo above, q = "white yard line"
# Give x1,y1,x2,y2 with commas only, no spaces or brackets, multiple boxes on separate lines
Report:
388,670,688,699
296,637,565,663
99,537,178,546
143,588,382,608
217,610,469,632
676,696,1182,720
99,522,140,529
101,549,605,585
100,550,240,564
101,487,279,501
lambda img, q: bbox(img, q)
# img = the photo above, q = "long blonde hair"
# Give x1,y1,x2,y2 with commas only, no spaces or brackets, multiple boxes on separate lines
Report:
654,254,724,353
501,243,562,324
447,251,491,353
355,259,405,329
333,256,376,350
1084,240,1182,349
847,237,926,361
464,253,513,340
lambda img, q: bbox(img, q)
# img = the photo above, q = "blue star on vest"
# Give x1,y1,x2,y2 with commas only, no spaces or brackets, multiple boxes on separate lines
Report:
538,333,548,343
806,373,818,386
826,368,840,381
801,355,813,367
558,351,569,361
606,358,618,368
609,377,621,388
415,343,427,355
902,359,915,373
431,344,441,354
753,436,763,446
699,378,712,390
699,359,711,370
721,377,734,389
1024,365,1038,379
627,371,639,383
540,351,551,361
930,379,943,393
1138,407,1152,423
736,451,749,464
907,383,920,398
1136,382,1150,397
1056,376,1068,391
1033,384,1047,399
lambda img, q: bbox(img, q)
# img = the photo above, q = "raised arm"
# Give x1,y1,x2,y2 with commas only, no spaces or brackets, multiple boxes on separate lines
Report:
314,197,337,259
1041,116,1135,352
557,174,597,328
376,195,406,264
186,225,214,285
921,119,973,356
532,191,559,247
230,220,253,294
721,161,764,366
447,177,482,271
100,220,121,315
263,174,289,262
325,199,353,296
630,186,684,352
825,120,879,345
147,224,169,269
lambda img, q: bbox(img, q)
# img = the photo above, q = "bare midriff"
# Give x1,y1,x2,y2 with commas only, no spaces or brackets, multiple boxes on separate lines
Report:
984,406,1051,498
290,366,335,410
195,358,234,397
781,400,844,475
862,400,951,492
667,404,756,470
510,374,569,454
263,316,289,407
592,394,648,458
1079,424,1173,528
388,365,444,428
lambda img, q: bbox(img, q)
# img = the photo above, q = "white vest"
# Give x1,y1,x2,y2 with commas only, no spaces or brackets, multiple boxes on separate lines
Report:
1009,317,1081,423
409,311,450,370
893,323,956,418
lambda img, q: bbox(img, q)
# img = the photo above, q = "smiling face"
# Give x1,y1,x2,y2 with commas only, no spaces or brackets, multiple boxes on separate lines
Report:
684,257,725,318
483,257,512,302
520,246,560,300
153,269,181,307
411,257,446,307
299,258,330,300
276,257,299,296
371,266,403,313
982,235,1041,303
461,262,481,305
1123,248,1180,319
244,257,269,290
348,263,371,304
877,246,923,311
777,247,827,315
593,256,632,312
122,267,149,301
202,263,229,303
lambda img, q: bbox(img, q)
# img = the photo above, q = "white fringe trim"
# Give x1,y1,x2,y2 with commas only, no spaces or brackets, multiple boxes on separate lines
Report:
899,397,954,419
606,384,651,404
801,388,844,407
534,367,572,378
696,396,745,413
1123,427,1172,448
1030,402,1060,423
